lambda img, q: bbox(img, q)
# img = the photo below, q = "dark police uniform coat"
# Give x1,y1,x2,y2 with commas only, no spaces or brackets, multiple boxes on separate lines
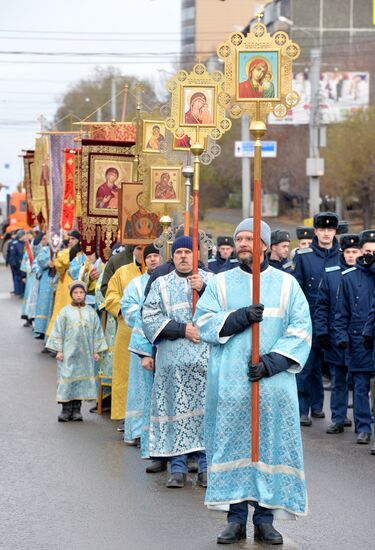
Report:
292,235,340,416
292,236,341,344
315,254,349,366
267,254,292,273
208,254,239,274
334,258,375,372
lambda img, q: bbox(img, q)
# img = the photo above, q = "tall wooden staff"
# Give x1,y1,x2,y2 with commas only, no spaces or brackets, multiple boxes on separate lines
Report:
182,165,193,237
191,142,204,312
250,118,266,462
217,16,300,462
165,63,231,310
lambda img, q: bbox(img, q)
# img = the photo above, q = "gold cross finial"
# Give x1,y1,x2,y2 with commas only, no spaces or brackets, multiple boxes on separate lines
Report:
256,12,264,24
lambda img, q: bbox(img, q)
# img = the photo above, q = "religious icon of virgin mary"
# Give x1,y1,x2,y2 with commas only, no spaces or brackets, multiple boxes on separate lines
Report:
238,57,275,99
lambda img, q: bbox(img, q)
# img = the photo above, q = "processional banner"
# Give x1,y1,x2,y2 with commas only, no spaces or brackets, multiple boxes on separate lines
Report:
22,150,37,227
61,149,76,231
48,134,76,252
31,137,50,224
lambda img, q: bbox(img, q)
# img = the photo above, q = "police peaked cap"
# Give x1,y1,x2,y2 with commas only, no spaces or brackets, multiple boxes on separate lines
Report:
271,230,291,246
359,229,375,246
217,235,234,247
296,226,314,240
336,220,349,235
340,234,360,250
313,211,339,229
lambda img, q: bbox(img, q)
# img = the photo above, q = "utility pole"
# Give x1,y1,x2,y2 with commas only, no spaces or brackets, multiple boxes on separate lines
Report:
111,79,117,120
241,114,252,218
307,47,323,218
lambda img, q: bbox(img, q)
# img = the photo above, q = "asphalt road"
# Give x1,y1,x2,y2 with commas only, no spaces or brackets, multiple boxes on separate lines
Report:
0,264,373,550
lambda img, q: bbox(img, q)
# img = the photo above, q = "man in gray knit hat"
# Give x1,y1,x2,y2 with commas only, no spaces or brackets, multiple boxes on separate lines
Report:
195,218,312,545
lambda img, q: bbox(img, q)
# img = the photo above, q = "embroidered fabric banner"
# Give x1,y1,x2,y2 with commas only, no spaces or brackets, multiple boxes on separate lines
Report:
48,134,75,252
22,150,37,227
61,149,76,231
31,137,50,223
88,123,136,143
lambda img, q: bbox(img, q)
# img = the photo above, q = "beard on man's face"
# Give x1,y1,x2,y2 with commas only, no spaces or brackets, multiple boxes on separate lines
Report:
237,249,253,266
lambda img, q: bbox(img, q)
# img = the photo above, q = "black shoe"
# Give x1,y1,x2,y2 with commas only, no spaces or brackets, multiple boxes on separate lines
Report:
125,437,140,446
116,422,125,432
166,473,186,488
370,443,375,455
357,432,371,444
34,333,45,340
71,400,83,421
344,417,352,427
197,471,207,488
311,410,325,419
145,460,167,474
58,402,72,422
41,347,50,354
326,423,344,434
217,523,246,544
188,458,198,473
23,320,32,328
300,415,312,427
254,524,283,545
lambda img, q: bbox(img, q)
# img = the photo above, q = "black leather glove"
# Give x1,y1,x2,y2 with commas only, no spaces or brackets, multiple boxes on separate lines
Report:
248,361,268,382
245,304,264,324
363,336,374,350
338,341,348,350
69,243,81,261
317,334,331,350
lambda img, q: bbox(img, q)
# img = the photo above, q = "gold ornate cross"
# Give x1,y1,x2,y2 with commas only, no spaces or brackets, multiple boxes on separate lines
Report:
256,12,264,24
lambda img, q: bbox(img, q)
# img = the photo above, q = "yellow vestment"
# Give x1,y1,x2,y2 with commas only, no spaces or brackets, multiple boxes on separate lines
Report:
105,262,141,420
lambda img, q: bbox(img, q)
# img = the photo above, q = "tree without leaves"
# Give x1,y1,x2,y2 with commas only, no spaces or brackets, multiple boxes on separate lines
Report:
323,107,375,228
53,67,162,130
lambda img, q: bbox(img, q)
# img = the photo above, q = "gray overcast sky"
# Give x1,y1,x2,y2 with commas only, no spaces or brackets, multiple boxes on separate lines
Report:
0,0,181,192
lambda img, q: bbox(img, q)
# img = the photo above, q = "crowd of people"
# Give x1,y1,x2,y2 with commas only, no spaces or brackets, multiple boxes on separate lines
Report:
5,211,375,545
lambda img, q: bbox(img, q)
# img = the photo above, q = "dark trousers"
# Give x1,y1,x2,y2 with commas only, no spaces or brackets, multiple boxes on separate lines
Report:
297,346,324,416
329,364,348,424
228,501,273,526
12,266,24,296
170,451,206,474
352,372,373,434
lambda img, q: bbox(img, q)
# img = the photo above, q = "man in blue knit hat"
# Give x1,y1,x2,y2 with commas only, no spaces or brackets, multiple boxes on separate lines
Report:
195,218,311,545
142,236,212,488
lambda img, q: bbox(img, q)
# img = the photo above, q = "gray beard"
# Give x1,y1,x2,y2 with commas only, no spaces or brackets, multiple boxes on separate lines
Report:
240,255,253,267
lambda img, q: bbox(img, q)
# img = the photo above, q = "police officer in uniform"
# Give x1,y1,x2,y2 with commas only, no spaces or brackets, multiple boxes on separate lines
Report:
292,212,340,426
267,230,291,271
6,229,26,296
208,235,239,274
335,230,375,446
362,282,375,456
315,234,361,434
296,226,314,249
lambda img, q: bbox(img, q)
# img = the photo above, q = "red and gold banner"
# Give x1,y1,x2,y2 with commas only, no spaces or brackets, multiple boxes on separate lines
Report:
61,148,76,231
88,122,136,143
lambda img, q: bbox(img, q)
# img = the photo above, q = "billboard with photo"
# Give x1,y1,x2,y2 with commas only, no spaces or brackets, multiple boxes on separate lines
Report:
268,71,369,125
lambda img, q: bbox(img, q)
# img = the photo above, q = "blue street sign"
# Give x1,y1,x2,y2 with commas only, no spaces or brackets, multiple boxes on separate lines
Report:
234,141,277,158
